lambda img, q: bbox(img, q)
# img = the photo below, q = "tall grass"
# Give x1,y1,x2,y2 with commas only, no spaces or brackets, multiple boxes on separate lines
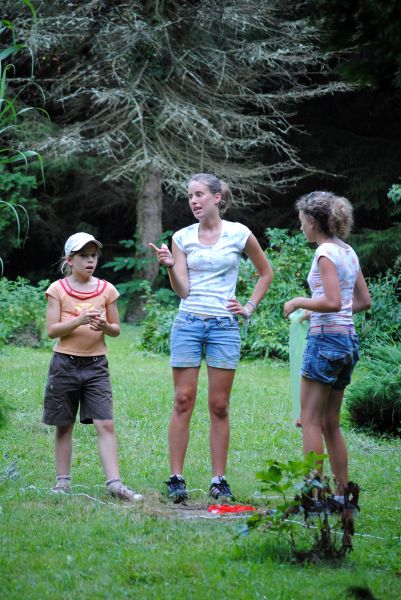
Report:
0,326,400,599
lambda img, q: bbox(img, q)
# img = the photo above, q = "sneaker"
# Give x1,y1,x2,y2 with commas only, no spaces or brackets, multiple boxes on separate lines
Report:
209,477,234,501
166,475,188,503
51,476,70,494
105,479,143,502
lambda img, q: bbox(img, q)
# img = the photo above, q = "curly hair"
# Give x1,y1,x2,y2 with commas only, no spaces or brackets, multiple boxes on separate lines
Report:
296,191,354,238
188,173,232,215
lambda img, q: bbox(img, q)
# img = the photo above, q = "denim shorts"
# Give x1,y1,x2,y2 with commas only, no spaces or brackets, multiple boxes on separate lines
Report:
170,312,241,370
301,331,360,391
43,352,113,426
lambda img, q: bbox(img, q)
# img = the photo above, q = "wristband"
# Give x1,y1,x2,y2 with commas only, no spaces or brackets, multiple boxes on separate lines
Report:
246,300,257,311
167,262,175,269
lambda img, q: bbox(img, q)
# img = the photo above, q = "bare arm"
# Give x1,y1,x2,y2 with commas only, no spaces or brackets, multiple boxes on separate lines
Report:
352,270,371,314
284,256,341,318
227,233,273,317
46,295,101,339
149,241,190,299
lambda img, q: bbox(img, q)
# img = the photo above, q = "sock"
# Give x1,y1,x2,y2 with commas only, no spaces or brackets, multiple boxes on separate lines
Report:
56,475,70,481
171,474,183,480
211,476,224,484
334,495,345,504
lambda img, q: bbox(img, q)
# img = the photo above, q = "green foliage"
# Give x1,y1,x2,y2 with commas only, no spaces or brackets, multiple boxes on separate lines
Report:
245,453,355,563
346,342,401,436
354,269,401,347
238,228,314,359
0,166,37,260
103,230,173,296
350,226,401,276
0,277,48,348
139,281,179,354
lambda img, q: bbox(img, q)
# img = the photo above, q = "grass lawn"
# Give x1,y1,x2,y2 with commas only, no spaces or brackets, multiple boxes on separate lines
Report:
0,325,400,599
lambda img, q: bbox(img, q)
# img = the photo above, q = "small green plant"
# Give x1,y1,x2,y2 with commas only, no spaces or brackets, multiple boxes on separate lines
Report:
346,342,401,436
0,277,48,348
244,453,358,564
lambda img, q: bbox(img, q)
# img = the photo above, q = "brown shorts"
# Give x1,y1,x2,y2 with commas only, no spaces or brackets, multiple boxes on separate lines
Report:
43,352,113,426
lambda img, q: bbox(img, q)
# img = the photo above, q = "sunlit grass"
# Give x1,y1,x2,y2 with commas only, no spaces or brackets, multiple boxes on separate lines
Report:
0,325,400,599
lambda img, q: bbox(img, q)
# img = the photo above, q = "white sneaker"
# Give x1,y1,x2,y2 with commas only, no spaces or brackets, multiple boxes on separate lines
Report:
105,479,143,502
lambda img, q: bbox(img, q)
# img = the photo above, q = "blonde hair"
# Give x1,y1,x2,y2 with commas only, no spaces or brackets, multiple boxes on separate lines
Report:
296,191,354,238
188,173,232,215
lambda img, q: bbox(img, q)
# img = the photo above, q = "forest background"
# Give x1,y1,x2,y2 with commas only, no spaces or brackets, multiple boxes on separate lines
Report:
1,0,401,322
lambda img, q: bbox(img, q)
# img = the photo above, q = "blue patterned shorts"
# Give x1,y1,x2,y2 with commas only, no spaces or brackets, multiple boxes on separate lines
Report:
170,312,240,370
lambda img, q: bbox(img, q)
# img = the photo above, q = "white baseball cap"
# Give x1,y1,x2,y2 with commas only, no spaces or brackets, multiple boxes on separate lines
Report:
64,232,103,256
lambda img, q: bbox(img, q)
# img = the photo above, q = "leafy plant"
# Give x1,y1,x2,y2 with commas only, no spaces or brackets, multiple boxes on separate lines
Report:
0,166,37,267
139,281,179,355
244,453,358,563
354,269,401,348
103,230,173,297
346,342,401,436
237,228,314,359
0,277,48,348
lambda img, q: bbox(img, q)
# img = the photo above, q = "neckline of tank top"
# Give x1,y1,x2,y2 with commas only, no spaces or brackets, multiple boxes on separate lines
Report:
59,277,107,299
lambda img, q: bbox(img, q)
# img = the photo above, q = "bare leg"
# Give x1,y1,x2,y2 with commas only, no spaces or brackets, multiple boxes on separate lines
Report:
55,423,75,476
322,388,348,493
93,419,120,481
169,367,199,475
300,377,332,474
207,366,236,476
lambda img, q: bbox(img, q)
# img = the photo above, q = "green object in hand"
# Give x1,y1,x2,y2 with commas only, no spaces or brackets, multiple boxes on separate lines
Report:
289,309,309,420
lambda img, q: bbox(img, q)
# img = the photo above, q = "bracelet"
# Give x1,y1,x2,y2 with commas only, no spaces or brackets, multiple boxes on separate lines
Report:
167,262,175,269
246,299,257,310
244,307,251,320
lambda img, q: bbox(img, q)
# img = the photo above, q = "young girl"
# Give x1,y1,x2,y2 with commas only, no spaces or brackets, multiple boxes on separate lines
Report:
43,232,142,502
150,173,273,502
284,191,371,509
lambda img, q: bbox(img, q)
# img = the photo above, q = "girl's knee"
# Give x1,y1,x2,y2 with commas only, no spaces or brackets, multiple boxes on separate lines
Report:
94,419,115,434
209,400,229,419
173,391,195,416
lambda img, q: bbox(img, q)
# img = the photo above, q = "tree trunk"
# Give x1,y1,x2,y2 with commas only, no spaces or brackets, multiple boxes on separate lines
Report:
124,166,163,322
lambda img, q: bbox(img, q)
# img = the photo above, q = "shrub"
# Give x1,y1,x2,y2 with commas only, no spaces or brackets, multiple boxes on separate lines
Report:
354,269,401,349
346,342,401,436
237,228,313,359
139,281,179,354
0,277,48,348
